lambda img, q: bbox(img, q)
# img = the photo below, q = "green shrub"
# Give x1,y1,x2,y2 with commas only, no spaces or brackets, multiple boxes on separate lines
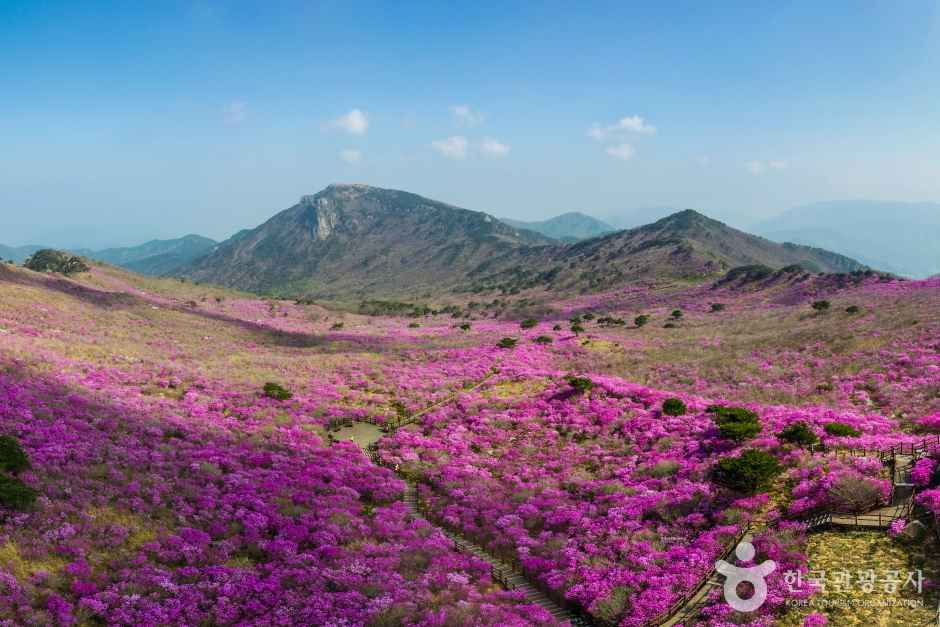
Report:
330,322,345,330
634,315,650,327
710,406,761,441
262,382,292,401
565,376,595,394
823,422,860,437
777,421,819,447
581,313,595,321
520,319,538,329
23,249,89,275
570,323,585,334
648,459,681,478
712,449,782,494
0,436,30,475
459,323,471,331
534,335,553,344
845,305,860,314
0,475,37,510
710,303,726,312
552,324,562,331
811,300,831,312
569,316,582,324
408,322,420,328
496,337,518,349
661,398,687,416
670,309,683,319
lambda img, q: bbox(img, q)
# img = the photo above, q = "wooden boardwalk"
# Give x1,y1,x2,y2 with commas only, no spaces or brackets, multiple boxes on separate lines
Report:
401,482,593,626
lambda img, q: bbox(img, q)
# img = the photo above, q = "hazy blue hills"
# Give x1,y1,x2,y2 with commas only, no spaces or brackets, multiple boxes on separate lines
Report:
757,200,940,278
77,235,217,275
0,244,44,264
1,235,217,276
500,212,614,242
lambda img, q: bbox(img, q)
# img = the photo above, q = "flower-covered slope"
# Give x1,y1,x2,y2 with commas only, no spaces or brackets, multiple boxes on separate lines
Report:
0,262,938,626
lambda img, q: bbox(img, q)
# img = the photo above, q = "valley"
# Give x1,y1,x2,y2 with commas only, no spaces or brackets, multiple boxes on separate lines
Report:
2,253,939,625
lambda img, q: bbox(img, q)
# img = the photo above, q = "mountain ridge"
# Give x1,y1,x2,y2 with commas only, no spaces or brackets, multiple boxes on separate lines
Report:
178,184,868,299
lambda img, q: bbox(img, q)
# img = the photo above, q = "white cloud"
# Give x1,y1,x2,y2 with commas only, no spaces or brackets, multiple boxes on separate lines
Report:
326,109,369,135
223,100,247,125
746,160,766,175
340,149,362,164
589,115,656,140
452,104,485,127
747,159,787,175
606,143,635,161
431,135,468,159
480,137,510,157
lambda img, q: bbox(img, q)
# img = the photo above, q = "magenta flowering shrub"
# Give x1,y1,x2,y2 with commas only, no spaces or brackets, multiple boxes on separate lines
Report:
912,457,937,487
3,261,939,625
917,413,940,433
0,370,556,626
787,456,890,517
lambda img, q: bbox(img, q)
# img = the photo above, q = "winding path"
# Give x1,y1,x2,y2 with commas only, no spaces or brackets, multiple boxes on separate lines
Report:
400,482,592,626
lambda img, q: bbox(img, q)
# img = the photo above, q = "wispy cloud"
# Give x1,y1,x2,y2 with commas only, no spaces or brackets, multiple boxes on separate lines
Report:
480,137,510,157
606,143,635,161
325,109,369,135
747,159,787,175
451,104,485,127
340,149,362,164
431,136,468,159
589,115,656,140
223,100,247,125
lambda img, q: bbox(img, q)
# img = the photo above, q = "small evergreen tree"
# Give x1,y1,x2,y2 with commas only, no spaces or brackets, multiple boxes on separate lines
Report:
0,436,30,475
565,376,595,394
670,309,683,320
710,406,761,441
262,382,292,401
823,422,860,437
661,398,687,416
520,319,538,329
811,300,831,312
0,475,37,511
712,449,782,494
634,315,650,327
496,337,518,349
777,422,819,447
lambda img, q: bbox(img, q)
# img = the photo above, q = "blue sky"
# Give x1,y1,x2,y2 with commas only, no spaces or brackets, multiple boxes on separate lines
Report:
1,1,938,247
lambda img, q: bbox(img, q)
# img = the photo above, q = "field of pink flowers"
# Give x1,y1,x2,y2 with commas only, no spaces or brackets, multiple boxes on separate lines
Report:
1,262,939,626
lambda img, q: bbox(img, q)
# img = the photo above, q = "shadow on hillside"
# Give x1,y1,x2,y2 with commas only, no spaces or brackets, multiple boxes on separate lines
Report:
0,266,399,354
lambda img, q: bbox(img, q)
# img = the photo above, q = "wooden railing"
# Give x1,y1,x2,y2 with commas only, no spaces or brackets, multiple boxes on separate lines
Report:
878,434,940,464
405,475,605,627
808,434,940,465
647,524,751,627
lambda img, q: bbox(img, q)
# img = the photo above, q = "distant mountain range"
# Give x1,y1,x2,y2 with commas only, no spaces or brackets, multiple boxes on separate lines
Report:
1,235,217,276
756,200,940,278
499,212,614,242
177,184,866,299
0,244,44,264
74,235,217,275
